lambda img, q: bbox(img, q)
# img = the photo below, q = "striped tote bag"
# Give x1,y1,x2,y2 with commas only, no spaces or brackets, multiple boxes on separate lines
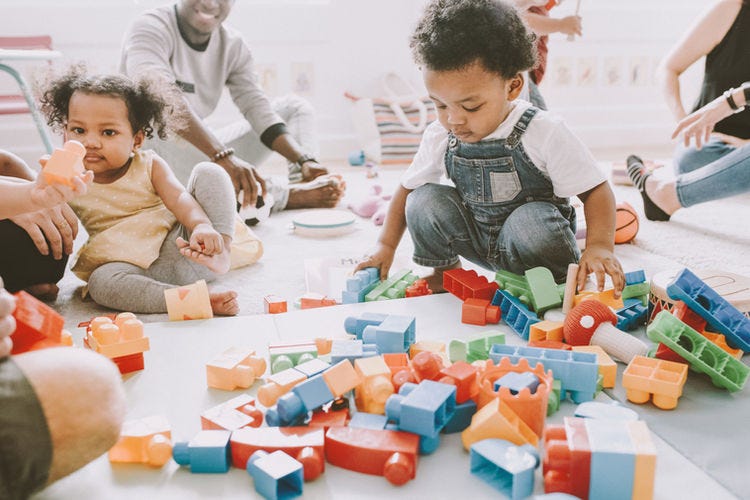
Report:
347,73,437,165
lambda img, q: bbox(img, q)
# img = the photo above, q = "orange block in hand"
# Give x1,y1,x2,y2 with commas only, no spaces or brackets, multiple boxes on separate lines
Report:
42,140,85,187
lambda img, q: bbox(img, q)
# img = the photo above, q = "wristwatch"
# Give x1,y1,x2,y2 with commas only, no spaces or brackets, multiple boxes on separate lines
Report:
295,154,318,167
742,82,750,110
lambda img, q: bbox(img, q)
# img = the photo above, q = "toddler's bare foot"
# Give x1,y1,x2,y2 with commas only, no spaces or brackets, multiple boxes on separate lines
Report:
287,175,346,209
25,283,59,302
176,237,231,275
210,290,239,316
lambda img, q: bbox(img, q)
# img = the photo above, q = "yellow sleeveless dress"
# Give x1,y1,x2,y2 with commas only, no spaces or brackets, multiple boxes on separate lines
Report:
69,150,176,281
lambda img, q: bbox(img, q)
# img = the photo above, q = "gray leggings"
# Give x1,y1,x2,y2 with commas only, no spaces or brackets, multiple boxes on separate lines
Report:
87,163,236,313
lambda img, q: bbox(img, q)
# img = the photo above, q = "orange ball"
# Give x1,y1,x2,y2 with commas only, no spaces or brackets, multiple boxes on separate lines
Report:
615,201,639,244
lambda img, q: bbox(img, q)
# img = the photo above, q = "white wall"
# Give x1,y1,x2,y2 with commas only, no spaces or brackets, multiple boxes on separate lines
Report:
1,0,709,164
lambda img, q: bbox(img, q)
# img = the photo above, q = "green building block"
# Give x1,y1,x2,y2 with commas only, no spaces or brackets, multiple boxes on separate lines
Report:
364,269,419,301
268,343,318,374
494,269,532,306
547,379,561,416
525,267,562,313
621,282,650,300
648,311,749,392
449,330,506,363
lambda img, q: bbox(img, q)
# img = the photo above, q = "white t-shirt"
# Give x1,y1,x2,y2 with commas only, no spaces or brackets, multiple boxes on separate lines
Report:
401,99,606,199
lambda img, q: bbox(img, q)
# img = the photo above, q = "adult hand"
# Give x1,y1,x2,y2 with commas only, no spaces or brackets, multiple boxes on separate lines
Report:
34,156,93,209
0,280,16,358
576,245,624,298
672,96,734,149
300,160,329,182
217,156,267,208
8,204,79,260
558,15,582,36
354,242,397,281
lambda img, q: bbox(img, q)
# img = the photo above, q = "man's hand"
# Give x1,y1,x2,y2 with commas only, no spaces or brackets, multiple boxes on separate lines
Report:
300,160,329,182
217,156,267,208
9,204,79,260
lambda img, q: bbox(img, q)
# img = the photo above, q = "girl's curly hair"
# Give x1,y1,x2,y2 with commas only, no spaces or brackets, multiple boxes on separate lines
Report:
410,0,537,79
38,64,186,140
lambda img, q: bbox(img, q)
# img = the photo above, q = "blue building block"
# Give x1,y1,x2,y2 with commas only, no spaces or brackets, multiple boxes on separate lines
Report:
491,290,540,340
489,344,598,403
667,268,750,351
616,300,648,331
343,312,388,340
624,270,646,285
247,450,303,500
493,371,540,395
442,399,477,434
470,439,538,500
574,401,639,421
342,267,380,304
585,419,636,500
349,412,388,430
172,430,231,473
385,380,456,438
494,269,532,306
419,433,441,455
361,314,416,354
329,339,378,364
277,374,334,424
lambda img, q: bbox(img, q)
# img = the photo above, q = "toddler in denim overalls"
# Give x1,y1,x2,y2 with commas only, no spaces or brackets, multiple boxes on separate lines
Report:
357,0,625,296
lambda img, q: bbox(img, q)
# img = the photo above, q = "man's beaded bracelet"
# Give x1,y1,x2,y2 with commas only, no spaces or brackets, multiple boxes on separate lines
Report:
211,148,235,162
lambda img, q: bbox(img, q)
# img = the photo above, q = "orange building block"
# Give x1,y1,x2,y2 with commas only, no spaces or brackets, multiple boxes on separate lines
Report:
461,397,539,450
627,420,657,500
315,337,333,355
354,356,394,414
382,352,410,377
85,314,149,359
322,359,362,398
572,345,617,388
475,357,552,438
573,288,624,310
206,347,266,390
438,360,478,404
10,291,66,354
622,355,688,410
408,339,445,358
42,140,85,187
299,292,337,309
164,279,213,321
108,415,172,467
113,352,145,375
529,320,564,343
404,279,432,298
263,295,288,314
461,298,501,326
527,339,571,350
201,394,263,431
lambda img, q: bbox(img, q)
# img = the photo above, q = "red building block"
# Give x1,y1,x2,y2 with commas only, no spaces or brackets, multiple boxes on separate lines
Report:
10,291,66,354
461,298,501,326
324,426,419,486
543,417,591,499
439,361,479,404
299,292,337,309
443,269,500,301
264,295,288,314
405,279,433,298
113,352,145,375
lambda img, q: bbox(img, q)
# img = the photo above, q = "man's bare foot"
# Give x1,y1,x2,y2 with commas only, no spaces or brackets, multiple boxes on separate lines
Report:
25,283,60,302
176,237,232,275
210,290,239,316
287,175,346,210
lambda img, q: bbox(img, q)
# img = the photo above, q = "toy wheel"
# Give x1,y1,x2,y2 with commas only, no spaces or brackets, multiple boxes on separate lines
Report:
383,452,414,486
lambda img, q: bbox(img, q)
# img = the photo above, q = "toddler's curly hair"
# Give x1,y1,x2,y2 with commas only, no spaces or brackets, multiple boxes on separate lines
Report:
410,0,537,78
38,64,186,140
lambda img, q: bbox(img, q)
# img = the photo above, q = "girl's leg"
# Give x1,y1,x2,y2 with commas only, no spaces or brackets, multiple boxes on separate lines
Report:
87,261,174,313
405,184,491,289
499,201,579,282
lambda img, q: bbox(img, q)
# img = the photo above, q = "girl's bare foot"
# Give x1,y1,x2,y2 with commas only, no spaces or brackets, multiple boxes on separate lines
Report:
25,283,60,302
176,236,232,275
210,290,239,316
287,175,346,209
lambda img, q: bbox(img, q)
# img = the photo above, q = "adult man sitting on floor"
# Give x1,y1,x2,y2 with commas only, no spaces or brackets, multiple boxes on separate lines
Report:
120,0,344,215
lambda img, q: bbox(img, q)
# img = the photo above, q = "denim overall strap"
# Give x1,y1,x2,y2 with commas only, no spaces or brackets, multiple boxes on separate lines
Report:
505,107,538,150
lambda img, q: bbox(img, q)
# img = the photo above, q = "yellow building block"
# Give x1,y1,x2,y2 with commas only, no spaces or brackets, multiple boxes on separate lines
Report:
572,345,617,388
354,356,394,414
627,420,657,500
